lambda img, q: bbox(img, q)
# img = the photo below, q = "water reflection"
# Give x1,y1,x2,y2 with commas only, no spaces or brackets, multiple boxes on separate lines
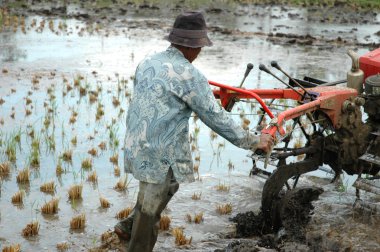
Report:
0,31,27,62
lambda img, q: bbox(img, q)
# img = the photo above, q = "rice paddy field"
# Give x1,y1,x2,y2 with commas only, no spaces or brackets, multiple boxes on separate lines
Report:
0,1,379,251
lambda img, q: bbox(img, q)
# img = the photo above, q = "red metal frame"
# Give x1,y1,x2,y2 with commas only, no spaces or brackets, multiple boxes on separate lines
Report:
209,80,357,139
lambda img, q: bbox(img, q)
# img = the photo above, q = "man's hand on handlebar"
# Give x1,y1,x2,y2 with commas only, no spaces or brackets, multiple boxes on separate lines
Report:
255,133,274,154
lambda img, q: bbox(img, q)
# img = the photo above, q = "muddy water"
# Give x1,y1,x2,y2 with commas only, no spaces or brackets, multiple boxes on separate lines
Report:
0,3,379,252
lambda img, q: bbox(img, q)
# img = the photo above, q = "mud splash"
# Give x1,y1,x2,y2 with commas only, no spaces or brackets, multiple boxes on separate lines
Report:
227,187,323,251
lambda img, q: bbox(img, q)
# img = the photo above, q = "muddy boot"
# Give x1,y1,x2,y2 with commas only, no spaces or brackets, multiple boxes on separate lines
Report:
114,212,134,241
127,208,159,252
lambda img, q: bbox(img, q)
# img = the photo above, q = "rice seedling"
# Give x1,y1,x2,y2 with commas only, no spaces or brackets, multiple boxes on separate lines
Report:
159,215,171,231
101,231,113,242
69,115,76,124
109,164,120,177
191,144,197,152
216,181,230,192
87,147,98,156
61,149,73,162
185,213,192,223
79,85,87,96
11,190,25,204
40,181,55,193
109,153,118,165
0,161,10,175
116,207,133,219
96,103,104,120
194,212,204,224
172,227,192,246
5,139,16,162
99,196,110,208
87,171,97,183
16,168,30,183
22,220,40,237
25,108,32,116
68,184,83,200
114,175,128,191
81,157,92,169
210,130,217,141
242,117,250,130
10,111,15,119
70,213,86,229
56,241,70,251
2,243,21,252
0,97,5,105
29,142,40,167
41,198,59,214
112,96,120,107
98,141,107,150
228,160,234,171
56,161,64,176
191,192,201,200
216,203,233,215
71,136,77,146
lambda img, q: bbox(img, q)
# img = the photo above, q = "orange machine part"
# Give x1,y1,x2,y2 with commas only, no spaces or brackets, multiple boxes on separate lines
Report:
360,47,380,80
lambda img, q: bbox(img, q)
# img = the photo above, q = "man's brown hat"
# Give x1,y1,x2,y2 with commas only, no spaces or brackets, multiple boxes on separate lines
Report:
165,11,213,48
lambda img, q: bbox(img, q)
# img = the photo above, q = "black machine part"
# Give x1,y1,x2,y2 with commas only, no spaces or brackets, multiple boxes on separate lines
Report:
364,74,380,123
365,74,380,96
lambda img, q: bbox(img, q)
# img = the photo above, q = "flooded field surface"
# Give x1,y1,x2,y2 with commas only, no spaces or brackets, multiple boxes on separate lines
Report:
0,1,379,251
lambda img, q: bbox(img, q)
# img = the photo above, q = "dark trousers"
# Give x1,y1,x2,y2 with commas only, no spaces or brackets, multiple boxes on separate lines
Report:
128,168,179,252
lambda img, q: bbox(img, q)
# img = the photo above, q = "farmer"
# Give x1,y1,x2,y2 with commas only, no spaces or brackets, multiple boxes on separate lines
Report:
115,11,274,252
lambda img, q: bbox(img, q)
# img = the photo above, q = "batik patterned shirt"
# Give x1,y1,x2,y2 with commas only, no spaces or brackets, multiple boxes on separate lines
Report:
124,46,259,184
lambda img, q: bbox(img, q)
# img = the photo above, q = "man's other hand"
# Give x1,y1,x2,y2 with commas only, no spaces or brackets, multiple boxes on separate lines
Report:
256,134,274,153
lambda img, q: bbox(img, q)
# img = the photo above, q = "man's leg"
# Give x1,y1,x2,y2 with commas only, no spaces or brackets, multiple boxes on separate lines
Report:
128,168,179,252
114,187,145,241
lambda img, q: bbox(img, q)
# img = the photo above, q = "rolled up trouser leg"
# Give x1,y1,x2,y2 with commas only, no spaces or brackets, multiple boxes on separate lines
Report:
128,168,178,252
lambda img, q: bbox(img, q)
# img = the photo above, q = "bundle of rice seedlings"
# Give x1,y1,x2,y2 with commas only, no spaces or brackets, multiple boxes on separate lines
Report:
194,212,204,224
114,176,127,191
98,141,107,150
0,161,11,174
216,182,230,192
41,198,59,214
22,220,40,237
40,181,55,193
81,158,92,169
11,190,25,204
61,150,72,162
216,203,232,215
68,184,83,200
109,154,118,165
99,196,110,208
16,168,30,183
191,192,201,200
172,227,192,246
101,231,113,242
56,241,70,251
87,171,97,183
115,207,133,219
56,163,64,176
114,166,120,177
70,213,86,229
159,215,171,231
87,148,97,156
2,243,21,252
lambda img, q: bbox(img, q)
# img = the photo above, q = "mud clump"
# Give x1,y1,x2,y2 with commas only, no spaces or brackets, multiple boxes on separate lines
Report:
228,187,323,250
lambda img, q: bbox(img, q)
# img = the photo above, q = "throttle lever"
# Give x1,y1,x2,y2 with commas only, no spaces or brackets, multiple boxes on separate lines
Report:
225,63,254,112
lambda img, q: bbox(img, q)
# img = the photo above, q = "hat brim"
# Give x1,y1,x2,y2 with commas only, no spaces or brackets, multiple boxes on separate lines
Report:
165,34,213,48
